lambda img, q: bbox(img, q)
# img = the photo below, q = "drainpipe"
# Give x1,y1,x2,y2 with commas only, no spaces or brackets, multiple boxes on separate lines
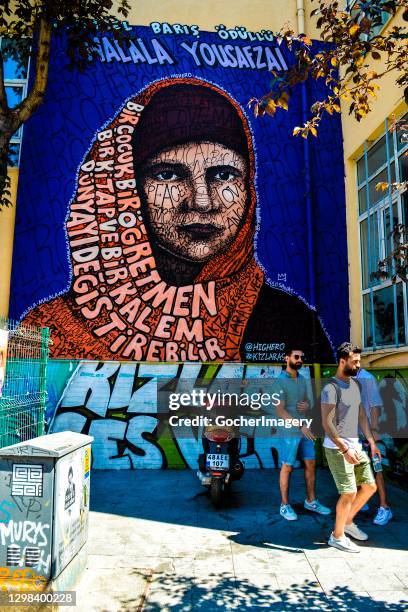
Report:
297,0,305,34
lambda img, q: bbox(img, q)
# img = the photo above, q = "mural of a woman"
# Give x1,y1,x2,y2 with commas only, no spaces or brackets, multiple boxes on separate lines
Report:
22,77,334,363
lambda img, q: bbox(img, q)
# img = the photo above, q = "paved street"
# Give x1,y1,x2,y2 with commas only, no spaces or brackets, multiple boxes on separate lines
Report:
74,469,408,611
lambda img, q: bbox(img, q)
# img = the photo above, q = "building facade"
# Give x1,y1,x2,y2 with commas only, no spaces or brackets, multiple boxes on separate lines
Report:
0,1,406,470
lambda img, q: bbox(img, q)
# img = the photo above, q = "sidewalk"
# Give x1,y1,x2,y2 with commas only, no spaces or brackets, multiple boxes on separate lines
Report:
74,469,408,611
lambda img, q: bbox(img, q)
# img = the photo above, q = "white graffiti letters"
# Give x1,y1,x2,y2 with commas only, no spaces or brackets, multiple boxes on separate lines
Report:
0,520,49,547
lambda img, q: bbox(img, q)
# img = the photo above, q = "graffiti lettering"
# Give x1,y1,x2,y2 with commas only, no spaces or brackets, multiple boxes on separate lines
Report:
179,41,286,71
0,520,49,547
94,36,175,66
150,22,200,38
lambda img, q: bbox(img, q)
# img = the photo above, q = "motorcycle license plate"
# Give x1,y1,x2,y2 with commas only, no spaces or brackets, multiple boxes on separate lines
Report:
206,454,229,470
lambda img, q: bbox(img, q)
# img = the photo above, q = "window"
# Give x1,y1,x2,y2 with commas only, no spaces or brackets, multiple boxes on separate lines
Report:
358,113,408,350
1,38,30,167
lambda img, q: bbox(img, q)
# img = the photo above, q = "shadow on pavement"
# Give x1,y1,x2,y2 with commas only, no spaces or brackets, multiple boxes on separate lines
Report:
119,570,407,611
90,468,408,553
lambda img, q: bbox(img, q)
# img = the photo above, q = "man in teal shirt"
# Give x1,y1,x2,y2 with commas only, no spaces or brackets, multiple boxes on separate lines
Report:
276,346,331,521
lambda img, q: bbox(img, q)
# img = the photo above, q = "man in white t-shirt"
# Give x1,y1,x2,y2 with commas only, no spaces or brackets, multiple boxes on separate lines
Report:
356,367,392,526
321,342,380,553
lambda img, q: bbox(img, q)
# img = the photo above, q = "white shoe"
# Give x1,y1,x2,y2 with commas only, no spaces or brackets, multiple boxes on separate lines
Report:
373,507,393,526
344,522,368,541
280,503,298,521
328,532,360,553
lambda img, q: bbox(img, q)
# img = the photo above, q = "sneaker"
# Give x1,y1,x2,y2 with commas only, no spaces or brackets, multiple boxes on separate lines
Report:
280,503,298,521
360,503,369,513
373,507,393,526
328,532,360,553
304,499,331,515
344,522,368,541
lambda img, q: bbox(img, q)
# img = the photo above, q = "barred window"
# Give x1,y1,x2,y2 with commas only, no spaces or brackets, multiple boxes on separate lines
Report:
357,114,408,349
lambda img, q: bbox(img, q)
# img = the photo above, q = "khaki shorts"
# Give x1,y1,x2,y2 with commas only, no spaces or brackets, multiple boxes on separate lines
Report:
324,447,375,494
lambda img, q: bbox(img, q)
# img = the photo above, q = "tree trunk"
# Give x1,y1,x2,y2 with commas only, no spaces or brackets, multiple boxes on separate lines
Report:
0,116,14,207
0,18,51,208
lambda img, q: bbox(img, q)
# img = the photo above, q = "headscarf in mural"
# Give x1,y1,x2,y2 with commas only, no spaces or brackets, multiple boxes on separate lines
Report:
23,77,333,362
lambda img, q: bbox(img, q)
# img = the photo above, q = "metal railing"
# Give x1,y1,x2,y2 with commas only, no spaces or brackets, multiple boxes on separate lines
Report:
0,318,50,449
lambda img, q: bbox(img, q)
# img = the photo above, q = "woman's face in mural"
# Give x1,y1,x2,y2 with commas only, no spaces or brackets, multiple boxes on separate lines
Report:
139,141,248,262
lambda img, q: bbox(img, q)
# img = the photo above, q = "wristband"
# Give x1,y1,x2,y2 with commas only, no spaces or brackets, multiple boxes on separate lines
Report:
341,447,349,454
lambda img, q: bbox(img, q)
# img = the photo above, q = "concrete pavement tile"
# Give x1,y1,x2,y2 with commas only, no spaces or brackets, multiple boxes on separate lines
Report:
234,573,279,588
160,541,198,558
194,529,234,544
194,544,233,561
275,573,319,589
231,543,271,567
358,571,405,591
316,568,405,594
307,557,351,573
394,572,408,588
74,470,408,611
316,572,367,593
143,574,193,611
324,592,377,611
266,553,314,574
154,557,196,576
368,590,408,608
85,554,191,574
75,567,147,610
123,541,162,558
232,556,274,576
75,594,140,612
277,585,328,609
191,574,238,605
346,549,408,568
87,539,127,556
234,574,284,608
194,556,235,575
191,593,242,611
85,553,150,570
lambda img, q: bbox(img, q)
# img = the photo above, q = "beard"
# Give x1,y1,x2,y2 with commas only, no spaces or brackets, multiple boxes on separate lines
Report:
290,362,302,371
344,365,358,376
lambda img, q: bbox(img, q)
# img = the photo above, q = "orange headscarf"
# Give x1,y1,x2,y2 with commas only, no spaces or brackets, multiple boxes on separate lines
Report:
23,77,264,361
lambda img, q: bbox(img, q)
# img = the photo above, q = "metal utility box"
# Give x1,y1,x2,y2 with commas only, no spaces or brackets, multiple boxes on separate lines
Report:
0,431,93,588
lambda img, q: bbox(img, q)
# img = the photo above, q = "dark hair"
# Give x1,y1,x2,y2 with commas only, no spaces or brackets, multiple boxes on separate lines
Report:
336,342,362,363
284,346,304,357
133,83,249,167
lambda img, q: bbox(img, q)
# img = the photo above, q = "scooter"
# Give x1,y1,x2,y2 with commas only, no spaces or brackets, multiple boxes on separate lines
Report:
197,428,244,507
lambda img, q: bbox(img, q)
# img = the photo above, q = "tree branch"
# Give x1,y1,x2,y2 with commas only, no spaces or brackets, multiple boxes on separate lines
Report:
14,17,51,128
0,47,8,114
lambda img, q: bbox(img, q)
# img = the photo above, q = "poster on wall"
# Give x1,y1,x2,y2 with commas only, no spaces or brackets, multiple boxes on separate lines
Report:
10,24,348,363
53,445,90,576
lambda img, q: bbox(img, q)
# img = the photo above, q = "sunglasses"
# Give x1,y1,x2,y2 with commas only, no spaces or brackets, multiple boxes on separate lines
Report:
292,354,305,360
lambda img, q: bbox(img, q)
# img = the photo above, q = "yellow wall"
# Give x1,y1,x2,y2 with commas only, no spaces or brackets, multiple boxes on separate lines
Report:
123,1,299,33
341,9,407,367
0,169,18,318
